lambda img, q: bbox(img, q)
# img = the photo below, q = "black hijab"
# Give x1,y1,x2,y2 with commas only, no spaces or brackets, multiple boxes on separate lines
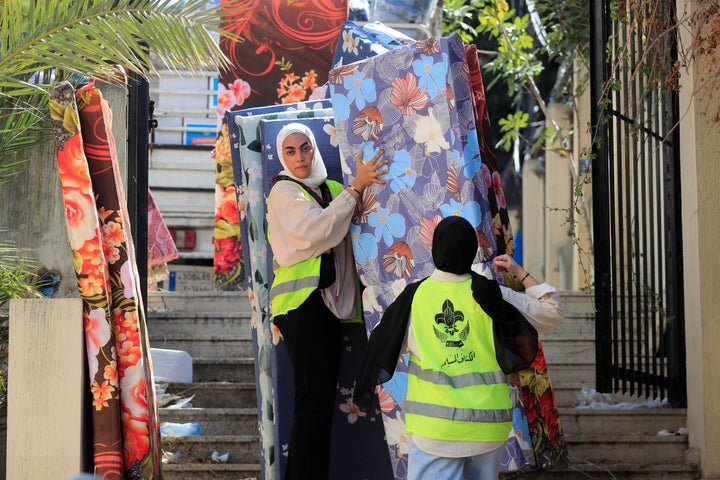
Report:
431,216,478,275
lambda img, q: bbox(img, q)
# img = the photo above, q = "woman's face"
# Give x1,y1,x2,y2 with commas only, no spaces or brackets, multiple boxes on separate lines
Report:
281,132,314,179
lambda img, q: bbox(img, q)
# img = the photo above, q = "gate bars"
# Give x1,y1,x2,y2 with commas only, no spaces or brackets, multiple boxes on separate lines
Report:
590,0,686,406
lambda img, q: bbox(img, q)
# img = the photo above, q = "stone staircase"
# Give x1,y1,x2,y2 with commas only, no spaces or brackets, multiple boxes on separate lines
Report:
146,290,699,480
147,290,261,480
507,293,697,479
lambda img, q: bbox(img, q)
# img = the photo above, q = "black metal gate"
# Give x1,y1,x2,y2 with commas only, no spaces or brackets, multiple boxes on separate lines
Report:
589,0,686,406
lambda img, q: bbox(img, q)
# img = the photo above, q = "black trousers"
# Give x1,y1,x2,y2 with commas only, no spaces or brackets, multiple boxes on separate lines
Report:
274,289,342,480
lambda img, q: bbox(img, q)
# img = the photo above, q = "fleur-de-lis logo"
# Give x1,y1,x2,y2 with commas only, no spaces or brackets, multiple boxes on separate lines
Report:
433,299,470,347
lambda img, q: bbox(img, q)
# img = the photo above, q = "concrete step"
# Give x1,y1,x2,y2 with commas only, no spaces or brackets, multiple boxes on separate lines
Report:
541,362,596,385
540,314,596,339
559,292,595,315
147,290,250,314
164,382,257,409
550,383,655,409
159,407,258,436
535,377,674,410
162,462,261,480
552,382,595,408
558,407,687,436
564,432,688,465
193,357,255,383
159,434,259,464
541,338,595,364
147,311,252,337
149,336,254,358
501,462,698,479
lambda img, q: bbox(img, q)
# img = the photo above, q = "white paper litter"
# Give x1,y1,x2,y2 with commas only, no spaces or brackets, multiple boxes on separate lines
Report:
575,387,669,409
162,451,183,463
212,451,229,462
164,394,195,409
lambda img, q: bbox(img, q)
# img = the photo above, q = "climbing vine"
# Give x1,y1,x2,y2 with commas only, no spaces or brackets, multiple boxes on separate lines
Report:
443,0,719,291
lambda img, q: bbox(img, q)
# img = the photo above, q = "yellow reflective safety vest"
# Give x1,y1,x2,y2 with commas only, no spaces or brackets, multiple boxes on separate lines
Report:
269,179,345,317
405,277,513,443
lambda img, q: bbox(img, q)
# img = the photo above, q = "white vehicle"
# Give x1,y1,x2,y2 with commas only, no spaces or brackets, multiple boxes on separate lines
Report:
147,68,219,288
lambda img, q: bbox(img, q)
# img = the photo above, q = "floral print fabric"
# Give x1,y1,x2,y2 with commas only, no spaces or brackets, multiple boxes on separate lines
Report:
331,34,497,288
228,106,394,479
49,81,162,479
147,189,178,266
465,44,515,257
329,33,535,476
332,21,392,69
214,0,347,288
519,343,569,468
213,123,244,290
465,44,568,469
220,0,346,109
259,116,393,479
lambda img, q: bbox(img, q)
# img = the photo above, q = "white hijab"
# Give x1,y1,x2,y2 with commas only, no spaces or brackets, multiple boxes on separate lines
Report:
276,122,328,188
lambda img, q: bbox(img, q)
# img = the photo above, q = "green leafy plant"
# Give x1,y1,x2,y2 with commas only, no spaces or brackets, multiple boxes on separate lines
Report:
0,241,44,417
443,0,594,287
442,0,485,43
444,0,720,292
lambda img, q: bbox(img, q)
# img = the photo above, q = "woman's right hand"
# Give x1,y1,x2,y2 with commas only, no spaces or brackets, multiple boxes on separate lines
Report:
493,254,523,278
350,149,388,193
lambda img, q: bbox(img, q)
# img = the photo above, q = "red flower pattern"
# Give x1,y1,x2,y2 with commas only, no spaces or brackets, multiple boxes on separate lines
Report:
214,236,242,274
51,82,161,479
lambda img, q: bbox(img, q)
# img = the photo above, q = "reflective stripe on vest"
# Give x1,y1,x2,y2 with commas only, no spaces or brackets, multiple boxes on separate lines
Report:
404,400,513,424
405,277,512,443
269,179,344,317
270,256,322,317
407,362,507,389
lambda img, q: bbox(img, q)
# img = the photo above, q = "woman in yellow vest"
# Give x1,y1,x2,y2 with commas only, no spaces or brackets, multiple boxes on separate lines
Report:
359,215,514,479
266,122,387,479
406,216,513,479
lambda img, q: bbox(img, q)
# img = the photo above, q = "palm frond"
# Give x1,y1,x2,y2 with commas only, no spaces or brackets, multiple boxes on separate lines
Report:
1,0,230,83
0,88,50,182
0,0,239,169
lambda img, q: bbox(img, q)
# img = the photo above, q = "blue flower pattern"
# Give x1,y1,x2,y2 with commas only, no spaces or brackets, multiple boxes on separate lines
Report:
368,206,406,248
461,128,483,180
350,223,379,266
332,34,495,291
411,52,449,100
344,70,377,111
388,149,417,192
439,199,483,228
330,88,351,120
331,33,508,480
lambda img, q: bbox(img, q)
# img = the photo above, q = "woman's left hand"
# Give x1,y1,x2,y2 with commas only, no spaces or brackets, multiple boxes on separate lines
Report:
351,149,388,193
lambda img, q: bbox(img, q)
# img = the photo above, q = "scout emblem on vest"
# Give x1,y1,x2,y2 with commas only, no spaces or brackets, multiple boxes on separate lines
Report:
433,299,470,347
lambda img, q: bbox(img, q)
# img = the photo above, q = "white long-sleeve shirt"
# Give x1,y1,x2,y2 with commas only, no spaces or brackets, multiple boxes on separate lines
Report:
500,283,564,334
266,180,360,319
